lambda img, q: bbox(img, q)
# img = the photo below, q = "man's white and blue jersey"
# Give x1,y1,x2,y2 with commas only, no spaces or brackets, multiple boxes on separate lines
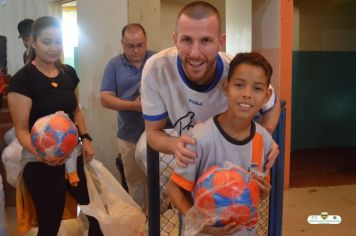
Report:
141,47,276,135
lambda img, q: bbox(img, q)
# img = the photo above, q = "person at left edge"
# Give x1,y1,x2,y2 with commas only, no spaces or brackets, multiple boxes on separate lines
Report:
17,18,34,63
8,16,103,236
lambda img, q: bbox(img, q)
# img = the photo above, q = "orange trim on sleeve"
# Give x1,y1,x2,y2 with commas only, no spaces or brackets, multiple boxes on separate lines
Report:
170,172,195,192
251,133,264,168
252,133,270,182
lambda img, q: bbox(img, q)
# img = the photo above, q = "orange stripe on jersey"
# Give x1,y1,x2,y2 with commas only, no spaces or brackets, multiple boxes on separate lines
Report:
252,133,270,182
252,133,264,167
170,172,195,192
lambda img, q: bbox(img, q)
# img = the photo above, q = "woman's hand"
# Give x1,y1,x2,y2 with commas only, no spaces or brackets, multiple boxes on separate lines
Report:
81,139,95,164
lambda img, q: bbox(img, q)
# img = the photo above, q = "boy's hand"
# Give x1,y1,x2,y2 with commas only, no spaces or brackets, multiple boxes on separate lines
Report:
264,141,279,172
202,222,242,235
174,133,196,167
251,173,272,200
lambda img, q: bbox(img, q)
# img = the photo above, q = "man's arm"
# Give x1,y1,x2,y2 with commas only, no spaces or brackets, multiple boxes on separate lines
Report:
259,97,281,134
100,91,141,112
145,119,196,167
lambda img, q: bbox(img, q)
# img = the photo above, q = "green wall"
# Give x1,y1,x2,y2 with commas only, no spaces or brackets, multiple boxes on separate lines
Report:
292,51,356,151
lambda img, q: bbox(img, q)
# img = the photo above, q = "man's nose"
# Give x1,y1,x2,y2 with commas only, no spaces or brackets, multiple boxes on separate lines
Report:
189,41,201,58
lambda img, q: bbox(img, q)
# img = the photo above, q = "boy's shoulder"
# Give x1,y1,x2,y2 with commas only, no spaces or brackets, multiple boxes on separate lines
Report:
254,121,272,140
189,117,215,140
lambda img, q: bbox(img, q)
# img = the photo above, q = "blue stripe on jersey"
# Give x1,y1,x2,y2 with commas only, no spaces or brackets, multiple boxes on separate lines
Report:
176,54,224,93
143,111,168,121
259,93,277,115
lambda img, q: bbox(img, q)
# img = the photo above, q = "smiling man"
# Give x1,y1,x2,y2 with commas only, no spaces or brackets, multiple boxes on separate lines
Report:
140,1,280,169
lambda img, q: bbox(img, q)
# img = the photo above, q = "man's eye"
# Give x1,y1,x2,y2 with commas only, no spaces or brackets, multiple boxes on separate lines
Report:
182,38,191,44
202,38,211,44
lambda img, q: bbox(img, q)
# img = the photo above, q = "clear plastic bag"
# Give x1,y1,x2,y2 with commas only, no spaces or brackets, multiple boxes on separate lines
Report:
1,138,22,187
79,160,146,236
184,161,260,236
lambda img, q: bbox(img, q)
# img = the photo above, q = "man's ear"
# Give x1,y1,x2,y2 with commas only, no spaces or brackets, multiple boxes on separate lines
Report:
173,31,177,46
218,33,226,51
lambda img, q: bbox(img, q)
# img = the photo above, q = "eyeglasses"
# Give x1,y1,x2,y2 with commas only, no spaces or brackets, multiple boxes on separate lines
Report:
122,42,146,50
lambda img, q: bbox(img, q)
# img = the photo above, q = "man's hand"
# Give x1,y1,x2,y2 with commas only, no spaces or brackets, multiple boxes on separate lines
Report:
173,133,196,167
133,96,142,112
264,141,279,173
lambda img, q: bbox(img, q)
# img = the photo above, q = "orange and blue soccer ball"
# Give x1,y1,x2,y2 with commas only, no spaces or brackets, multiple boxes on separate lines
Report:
31,111,78,160
194,165,260,228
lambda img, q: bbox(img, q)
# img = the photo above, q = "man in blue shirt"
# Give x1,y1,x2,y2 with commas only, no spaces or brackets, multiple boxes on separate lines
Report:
100,23,155,209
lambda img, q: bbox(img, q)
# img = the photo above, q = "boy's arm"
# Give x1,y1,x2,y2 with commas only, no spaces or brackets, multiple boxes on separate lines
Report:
166,179,193,215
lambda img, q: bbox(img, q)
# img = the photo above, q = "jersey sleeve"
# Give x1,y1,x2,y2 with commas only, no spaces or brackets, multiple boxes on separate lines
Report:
170,142,199,192
260,84,277,114
261,125,273,168
140,62,168,121
100,59,116,93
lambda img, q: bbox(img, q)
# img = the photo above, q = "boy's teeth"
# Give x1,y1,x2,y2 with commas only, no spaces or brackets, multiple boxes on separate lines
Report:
239,103,252,108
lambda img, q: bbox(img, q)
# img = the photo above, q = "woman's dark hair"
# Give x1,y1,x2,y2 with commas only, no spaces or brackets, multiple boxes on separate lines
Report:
228,52,273,86
26,16,65,71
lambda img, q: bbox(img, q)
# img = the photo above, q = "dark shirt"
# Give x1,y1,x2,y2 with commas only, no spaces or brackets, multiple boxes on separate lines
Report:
9,63,79,130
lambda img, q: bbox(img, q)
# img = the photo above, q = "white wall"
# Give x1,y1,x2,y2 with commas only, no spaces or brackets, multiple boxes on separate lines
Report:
0,0,60,75
76,0,127,179
252,0,280,49
226,0,251,55
128,0,160,51
251,0,281,93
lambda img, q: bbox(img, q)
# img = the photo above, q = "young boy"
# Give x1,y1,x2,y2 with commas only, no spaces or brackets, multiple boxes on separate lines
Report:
166,52,274,236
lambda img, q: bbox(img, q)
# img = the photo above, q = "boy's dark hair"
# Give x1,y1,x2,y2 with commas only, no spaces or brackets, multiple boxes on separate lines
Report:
121,23,146,39
228,52,273,86
176,1,221,33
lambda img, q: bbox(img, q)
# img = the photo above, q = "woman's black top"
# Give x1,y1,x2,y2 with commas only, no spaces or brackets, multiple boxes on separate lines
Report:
9,63,79,130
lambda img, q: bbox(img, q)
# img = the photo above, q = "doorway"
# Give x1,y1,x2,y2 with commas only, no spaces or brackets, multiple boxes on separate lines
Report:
291,0,356,187
62,1,78,69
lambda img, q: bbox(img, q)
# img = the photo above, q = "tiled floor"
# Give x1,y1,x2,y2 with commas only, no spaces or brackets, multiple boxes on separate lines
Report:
4,184,356,236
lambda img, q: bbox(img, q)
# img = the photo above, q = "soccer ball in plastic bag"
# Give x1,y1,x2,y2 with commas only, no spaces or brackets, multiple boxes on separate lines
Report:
194,164,260,228
31,111,78,160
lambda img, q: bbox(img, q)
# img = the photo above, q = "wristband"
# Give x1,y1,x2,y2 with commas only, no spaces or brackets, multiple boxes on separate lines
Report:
80,133,93,142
